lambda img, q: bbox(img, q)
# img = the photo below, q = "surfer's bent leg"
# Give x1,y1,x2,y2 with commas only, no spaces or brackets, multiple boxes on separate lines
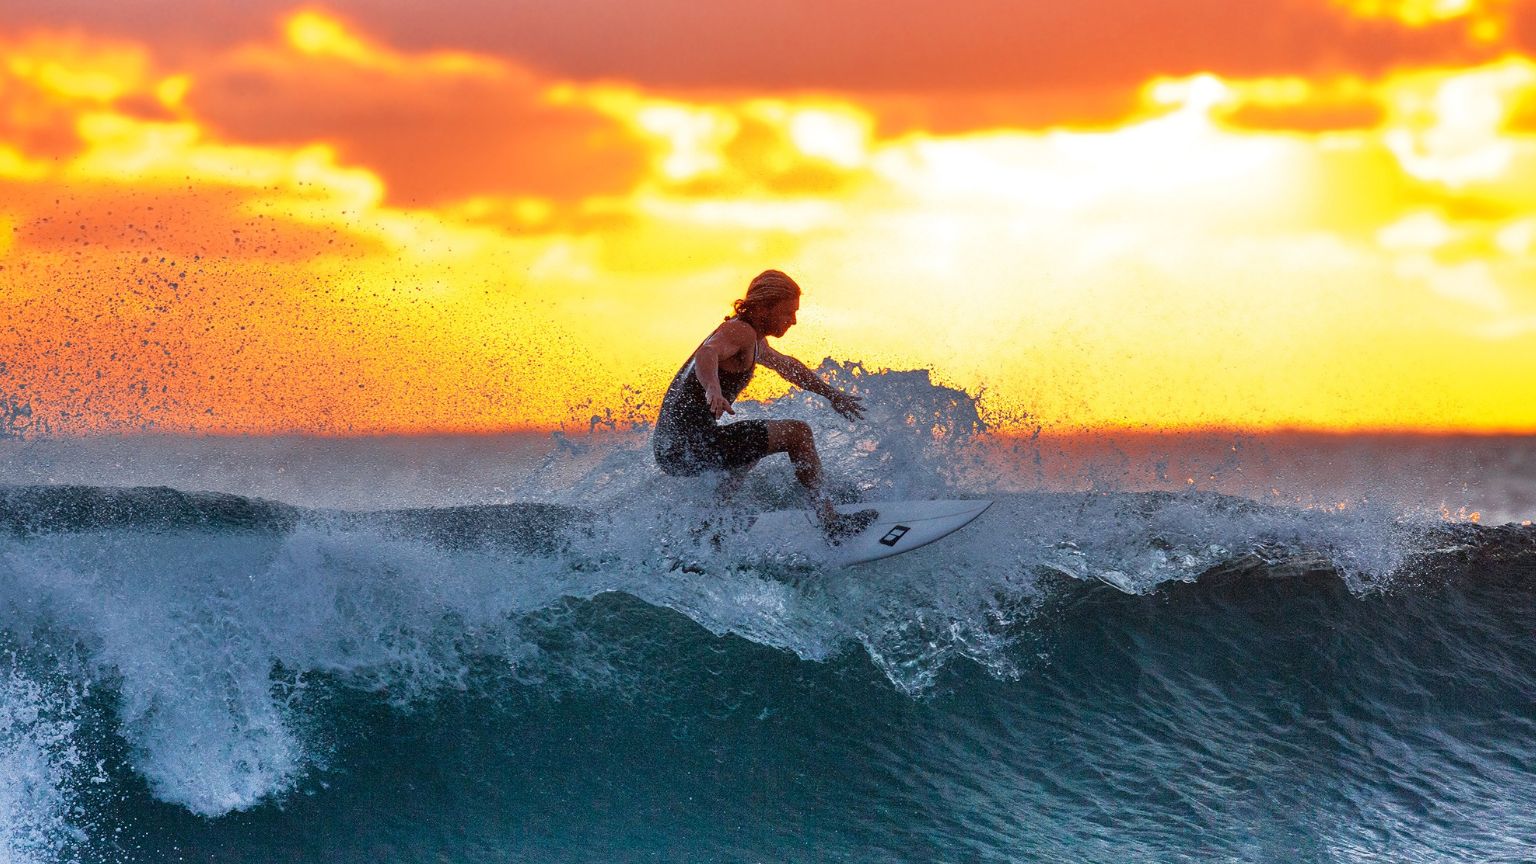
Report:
764,419,877,540
765,420,819,488
764,420,836,517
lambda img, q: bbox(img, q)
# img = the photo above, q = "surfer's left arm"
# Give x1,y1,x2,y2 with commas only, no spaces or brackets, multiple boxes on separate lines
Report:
759,342,865,421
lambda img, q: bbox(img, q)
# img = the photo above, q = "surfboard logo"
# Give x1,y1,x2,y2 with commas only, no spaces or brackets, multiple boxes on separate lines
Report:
879,525,911,547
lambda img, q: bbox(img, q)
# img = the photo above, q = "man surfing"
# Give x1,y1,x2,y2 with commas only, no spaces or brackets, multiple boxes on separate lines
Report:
653,269,878,541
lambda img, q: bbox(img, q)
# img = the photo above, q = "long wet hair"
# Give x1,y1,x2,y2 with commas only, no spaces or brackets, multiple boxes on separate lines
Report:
729,269,800,327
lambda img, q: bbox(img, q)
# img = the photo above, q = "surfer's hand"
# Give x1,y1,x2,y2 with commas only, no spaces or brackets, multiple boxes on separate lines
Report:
708,391,735,419
830,391,864,421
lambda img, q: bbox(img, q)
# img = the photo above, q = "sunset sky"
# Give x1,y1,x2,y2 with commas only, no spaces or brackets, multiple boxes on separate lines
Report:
2,0,1534,435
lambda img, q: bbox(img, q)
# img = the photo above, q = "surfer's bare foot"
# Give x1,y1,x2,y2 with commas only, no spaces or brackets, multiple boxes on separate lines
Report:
822,508,878,545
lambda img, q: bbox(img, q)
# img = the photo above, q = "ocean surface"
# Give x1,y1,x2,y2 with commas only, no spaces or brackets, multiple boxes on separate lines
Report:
1,370,1533,863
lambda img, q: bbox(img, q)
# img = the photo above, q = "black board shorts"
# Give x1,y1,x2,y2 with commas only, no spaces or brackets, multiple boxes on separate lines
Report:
654,419,772,476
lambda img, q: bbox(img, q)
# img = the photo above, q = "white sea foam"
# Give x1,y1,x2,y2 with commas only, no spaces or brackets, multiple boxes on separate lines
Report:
0,364,1519,829
0,667,88,864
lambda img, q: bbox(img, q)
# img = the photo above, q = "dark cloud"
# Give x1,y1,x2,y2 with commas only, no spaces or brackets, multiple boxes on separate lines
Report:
1,0,1505,95
0,0,278,62
183,47,649,206
1513,2,1536,53
861,86,1147,135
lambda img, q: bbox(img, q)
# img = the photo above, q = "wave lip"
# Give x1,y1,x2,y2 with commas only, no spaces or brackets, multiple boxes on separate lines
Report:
0,485,300,536
0,476,1531,837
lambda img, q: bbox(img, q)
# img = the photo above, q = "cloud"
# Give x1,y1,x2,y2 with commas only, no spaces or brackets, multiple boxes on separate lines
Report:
174,11,649,206
235,1,1501,89
1328,0,1519,41
3,1,1518,132
0,29,381,260
0,31,154,162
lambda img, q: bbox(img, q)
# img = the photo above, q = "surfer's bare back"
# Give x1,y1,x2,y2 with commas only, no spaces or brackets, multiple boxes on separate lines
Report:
653,269,876,539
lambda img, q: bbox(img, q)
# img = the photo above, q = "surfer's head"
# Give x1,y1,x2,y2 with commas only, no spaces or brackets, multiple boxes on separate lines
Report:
732,269,801,338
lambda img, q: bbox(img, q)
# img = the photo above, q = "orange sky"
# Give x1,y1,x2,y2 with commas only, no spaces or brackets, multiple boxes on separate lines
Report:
1,1,1534,435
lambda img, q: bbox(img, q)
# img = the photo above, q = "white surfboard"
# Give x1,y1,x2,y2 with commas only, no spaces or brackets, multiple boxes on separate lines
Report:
746,499,992,567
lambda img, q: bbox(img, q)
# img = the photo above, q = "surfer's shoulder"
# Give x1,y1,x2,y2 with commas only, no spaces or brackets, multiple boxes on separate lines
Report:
715,317,757,346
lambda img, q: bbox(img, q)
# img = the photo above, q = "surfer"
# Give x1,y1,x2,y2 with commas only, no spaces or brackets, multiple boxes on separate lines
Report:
653,269,878,541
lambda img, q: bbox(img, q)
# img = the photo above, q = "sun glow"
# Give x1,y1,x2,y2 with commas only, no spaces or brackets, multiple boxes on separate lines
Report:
1333,0,1515,39
285,9,378,62
1382,58,1536,186
1,7,1534,434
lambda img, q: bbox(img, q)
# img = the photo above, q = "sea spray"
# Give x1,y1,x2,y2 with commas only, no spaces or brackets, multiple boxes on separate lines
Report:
0,658,92,864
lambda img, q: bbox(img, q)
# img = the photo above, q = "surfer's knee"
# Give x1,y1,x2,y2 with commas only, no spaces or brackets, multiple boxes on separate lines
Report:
768,419,814,453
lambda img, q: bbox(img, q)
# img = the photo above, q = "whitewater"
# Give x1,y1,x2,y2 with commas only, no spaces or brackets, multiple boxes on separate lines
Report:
1,366,1533,863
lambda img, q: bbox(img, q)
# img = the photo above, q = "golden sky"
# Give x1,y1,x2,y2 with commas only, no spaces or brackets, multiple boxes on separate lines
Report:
1,1,1534,434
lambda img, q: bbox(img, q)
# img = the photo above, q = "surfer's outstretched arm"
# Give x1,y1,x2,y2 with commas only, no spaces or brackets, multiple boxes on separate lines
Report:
759,344,865,421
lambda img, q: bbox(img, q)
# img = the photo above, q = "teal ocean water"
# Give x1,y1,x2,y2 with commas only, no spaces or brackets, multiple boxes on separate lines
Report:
2,372,1533,863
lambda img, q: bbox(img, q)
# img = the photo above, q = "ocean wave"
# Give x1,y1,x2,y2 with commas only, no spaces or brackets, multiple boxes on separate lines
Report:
1,365,1532,861
1,479,1530,831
